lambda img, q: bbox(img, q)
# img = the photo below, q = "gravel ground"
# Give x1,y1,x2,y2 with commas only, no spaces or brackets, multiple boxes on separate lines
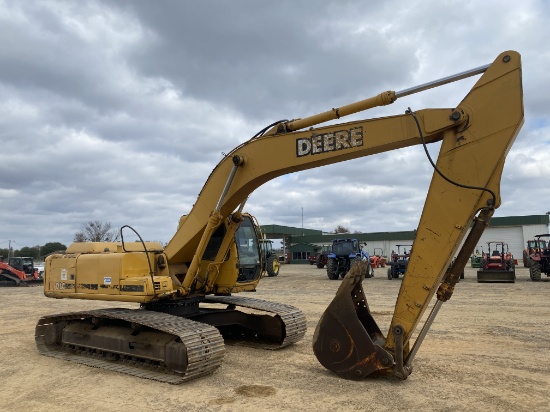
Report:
0,264,549,412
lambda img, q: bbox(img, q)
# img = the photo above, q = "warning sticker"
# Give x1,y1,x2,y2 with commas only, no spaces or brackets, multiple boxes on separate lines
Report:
104,276,112,285
61,269,67,281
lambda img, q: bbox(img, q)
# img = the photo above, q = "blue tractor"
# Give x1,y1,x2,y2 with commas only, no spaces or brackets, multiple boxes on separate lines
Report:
387,245,412,280
326,238,374,280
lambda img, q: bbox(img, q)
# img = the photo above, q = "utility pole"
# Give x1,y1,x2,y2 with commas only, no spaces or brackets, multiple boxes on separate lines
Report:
7,240,13,260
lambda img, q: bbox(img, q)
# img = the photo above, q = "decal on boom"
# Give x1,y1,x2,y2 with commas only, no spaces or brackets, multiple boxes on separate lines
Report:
296,126,363,157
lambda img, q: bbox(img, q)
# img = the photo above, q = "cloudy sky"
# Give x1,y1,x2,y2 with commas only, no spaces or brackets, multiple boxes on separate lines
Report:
1,0,549,249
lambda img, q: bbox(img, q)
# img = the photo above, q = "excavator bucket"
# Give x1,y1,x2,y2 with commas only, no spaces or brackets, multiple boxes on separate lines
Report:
312,261,393,379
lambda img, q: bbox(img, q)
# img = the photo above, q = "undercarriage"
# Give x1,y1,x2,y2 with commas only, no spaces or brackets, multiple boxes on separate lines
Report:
35,295,306,383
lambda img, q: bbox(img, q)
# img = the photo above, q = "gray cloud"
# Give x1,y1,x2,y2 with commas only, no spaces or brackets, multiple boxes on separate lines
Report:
0,0,548,249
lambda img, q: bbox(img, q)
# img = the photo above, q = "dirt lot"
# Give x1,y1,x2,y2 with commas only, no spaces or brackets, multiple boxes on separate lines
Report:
1,264,549,412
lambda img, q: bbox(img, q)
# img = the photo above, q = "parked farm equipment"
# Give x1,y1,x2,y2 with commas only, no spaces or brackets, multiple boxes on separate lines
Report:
259,239,280,277
527,234,550,281
370,248,387,268
470,247,483,268
310,244,331,269
387,245,412,279
477,241,515,283
523,238,547,268
326,238,373,280
0,256,43,286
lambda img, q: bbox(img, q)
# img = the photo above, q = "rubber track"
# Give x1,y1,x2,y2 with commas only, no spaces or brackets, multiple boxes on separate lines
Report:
203,295,307,349
35,308,225,384
0,273,43,287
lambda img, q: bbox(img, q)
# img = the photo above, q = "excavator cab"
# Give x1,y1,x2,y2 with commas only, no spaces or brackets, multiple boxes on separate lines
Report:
235,215,262,282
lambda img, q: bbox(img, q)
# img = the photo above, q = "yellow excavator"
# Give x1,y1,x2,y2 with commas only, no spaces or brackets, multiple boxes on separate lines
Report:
36,50,524,383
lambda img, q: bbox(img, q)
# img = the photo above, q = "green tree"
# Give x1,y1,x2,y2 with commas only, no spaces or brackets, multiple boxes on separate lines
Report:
333,225,350,234
15,246,40,259
74,221,119,242
41,242,67,256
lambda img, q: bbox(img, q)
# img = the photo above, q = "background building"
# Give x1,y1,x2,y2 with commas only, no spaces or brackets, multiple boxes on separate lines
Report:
262,215,549,264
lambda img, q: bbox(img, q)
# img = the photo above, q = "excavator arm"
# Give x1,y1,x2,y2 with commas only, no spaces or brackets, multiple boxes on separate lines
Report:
166,50,523,377
313,51,523,379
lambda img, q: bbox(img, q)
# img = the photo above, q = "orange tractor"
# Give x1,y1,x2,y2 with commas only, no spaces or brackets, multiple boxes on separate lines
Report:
527,234,550,281
369,248,387,268
523,238,547,267
0,256,43,286
476,241,516,283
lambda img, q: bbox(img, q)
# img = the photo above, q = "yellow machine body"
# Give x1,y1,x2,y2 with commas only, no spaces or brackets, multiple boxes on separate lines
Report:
45,214,264,302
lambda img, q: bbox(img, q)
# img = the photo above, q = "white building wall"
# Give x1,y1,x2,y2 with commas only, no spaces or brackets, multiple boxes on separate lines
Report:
456,224,548,261
361,240,415,258
522,224,549,245
377,226,539,262
476,227,523,258
362,240,414,258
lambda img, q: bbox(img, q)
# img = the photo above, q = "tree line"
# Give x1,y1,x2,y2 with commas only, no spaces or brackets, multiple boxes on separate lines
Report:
1,221,120,261
0,242,67,261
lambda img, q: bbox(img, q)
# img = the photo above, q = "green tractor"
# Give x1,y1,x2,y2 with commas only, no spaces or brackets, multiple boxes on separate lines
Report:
470,247,483,268
259,239,281,277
